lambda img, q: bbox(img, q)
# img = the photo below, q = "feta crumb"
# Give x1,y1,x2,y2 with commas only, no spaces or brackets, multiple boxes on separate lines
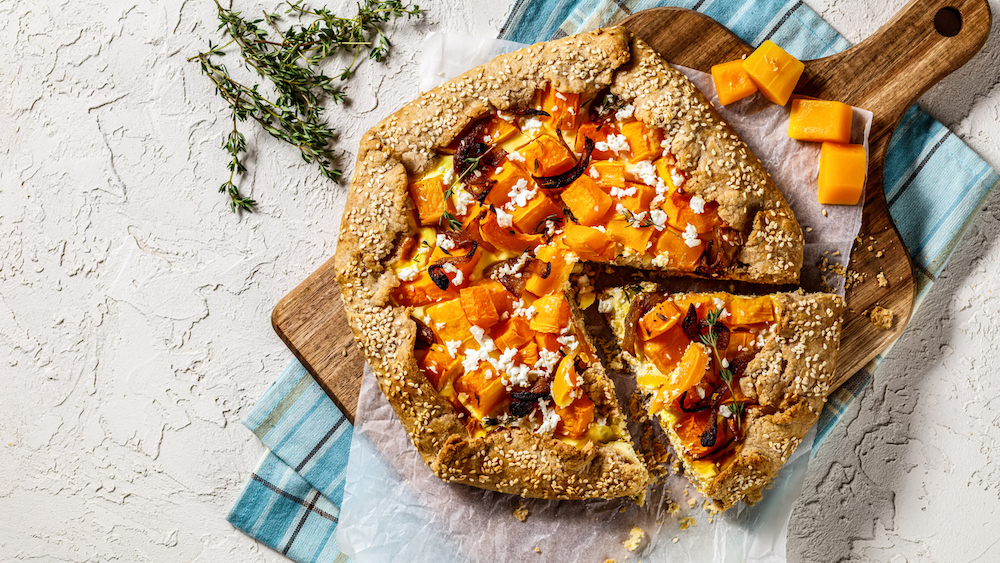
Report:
397,264,419,281
589,166,600,179
598,298,613,314
610,185,637,199
604,133,630,153
506,178,537,209
690,195,706,214
523,117,543,136
719,404,733,418
670,168,686,189
442,262,464,285
682,224,700,247
445,340,462,358
508,150,525,163
442,167,455,185
535,399,561,435
436,234,456,251
495,207,514,228
632,160,658,186
615,104,635,121
650,209,668,231
452,186,475,215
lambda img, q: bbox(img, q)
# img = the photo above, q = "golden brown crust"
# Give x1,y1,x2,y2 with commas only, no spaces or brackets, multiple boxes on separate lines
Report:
602,287,843,509
336,27,807,501
610,38,803,282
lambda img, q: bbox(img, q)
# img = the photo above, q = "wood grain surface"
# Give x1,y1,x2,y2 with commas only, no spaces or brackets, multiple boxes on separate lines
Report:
273,0,992,422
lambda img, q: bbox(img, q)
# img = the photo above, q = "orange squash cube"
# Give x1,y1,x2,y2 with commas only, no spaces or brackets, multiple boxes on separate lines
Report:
541,87,581,132
726,330,758,357
535,332,561,355
455,368,508,419
529,293,572,334
426,298,474,345
576,122,616,160
619,120,664,163
391,271,458,307
512,193,563,235
641,326,691,382
515,341,540,367
818,142,867,205
427,244,481,290
484,164,531,208
590,161,626,190
651,228,704,271
479,280,516,316
561,175,614,226
459,285,500,329
618,182,656,214
419,343,463,390
743,40,805,106
788,99,853,143
409,176,446,226
663,193,721,234
484,117,520,145
555,394,595,439
517,135,576,176
728,296,775,325
639,301,683,340
711,59,758,105
552,354,580,407
561,223,614,261
525,243,575,296
479,210,543,254
493,316,534,351
662,342,710,403
607,217,655,253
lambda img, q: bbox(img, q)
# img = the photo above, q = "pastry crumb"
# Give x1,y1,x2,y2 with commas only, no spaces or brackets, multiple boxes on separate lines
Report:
603,559,616,563
623,526,647,552
513,501,530,522
679,516,696,530
877,272,888,288
869,306,893,330
672,537,680,543
687,497,697,508
822,209,828,216
534,546,541,553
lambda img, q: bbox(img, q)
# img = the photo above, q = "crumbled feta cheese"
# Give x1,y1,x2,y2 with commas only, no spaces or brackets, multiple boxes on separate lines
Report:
442,167,455,185
523,117,543,136
652,253,670,268
506,178,537,209
445,340,462,358
589,166,600,179
713,297,726,311
556,333,579,352
507,150,525,163
690,195,706,214
631,160,658,186
494,166,504,175
595,141,610,152
436,234,456,251
442,262,464,285
555,92,567,101
534,349,561,373
670,168,686,189
514,302,537,320
495,207,514,228
497,111,514,122
719,404,733,418
610,185,638,199
604,133,630,153
721,358,730,369
615,104,635,121
535,399,561,435
697,386,706,399
550,105,558,113
650,209,668,231
497,254,530,276
598,298,613,314
397,264,419,281
452,186,475,216
682,224,700,247
594,225,607,233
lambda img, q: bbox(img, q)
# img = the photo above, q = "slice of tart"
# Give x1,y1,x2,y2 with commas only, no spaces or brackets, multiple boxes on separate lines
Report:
336,27,807,500
601,286,843,509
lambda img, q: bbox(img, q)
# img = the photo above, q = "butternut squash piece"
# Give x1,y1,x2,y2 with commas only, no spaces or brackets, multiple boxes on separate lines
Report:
619,120,664,163
726,331,758,358
517,135,576,176
743,40,804,106
560,223,614,261
607,217,655,253
409,176,446,226
427,244,481,289
818,142,867,205
663,193,721,234
391,271,458,307
535,332,561,354
493,316,534,351
711,59,758,105
459,285,500,329
426,298,474,345
484,117,520,145
512,193,562,235
788,99,853,143
576,122,616,160
541,87,581,132
555,394,595,439
552,355,580,408
728,296,775,325
651,228,704,271
419,343,462,390
479,210,543,254
529,293,572,334
525,242,575,296
515,341,540,367
641,326,690,378
561,175,614,226
639,301,683,340
662,342,711,404
618,182,657,214
479,280,516,316
484,164,531,208
455,368,508,420
590,160,626,190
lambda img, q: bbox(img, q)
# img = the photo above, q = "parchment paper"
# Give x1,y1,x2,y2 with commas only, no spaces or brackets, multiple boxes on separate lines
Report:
337,32,870,562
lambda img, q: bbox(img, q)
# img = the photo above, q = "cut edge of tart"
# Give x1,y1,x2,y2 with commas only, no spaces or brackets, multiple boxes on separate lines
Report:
601,284,844,510
335,26,807,501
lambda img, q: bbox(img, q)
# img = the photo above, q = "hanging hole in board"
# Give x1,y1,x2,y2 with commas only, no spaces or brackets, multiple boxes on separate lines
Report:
934,7,962,37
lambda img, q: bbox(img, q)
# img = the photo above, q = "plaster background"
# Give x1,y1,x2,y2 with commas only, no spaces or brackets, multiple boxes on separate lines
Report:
0,0,998,561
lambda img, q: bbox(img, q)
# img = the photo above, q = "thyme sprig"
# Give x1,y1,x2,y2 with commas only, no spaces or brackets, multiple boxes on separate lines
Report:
619,206,654,228
700,307,745,428
191,0,423,212
439,148,499,230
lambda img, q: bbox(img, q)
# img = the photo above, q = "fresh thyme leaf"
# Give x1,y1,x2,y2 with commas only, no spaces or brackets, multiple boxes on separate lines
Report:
191,0,423,213
439,211,462,230
619,206,655,229
700,306,744,427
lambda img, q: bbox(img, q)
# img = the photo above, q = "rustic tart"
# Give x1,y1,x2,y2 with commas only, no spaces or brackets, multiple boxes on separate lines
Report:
335,27,815,501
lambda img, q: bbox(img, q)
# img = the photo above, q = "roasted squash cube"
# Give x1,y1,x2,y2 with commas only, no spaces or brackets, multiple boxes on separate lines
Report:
562,175,614,226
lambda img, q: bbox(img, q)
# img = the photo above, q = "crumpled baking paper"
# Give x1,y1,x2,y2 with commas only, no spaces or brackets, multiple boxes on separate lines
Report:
337,32,869,563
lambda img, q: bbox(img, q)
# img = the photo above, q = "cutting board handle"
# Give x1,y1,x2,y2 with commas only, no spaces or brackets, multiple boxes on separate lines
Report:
804,0,991,130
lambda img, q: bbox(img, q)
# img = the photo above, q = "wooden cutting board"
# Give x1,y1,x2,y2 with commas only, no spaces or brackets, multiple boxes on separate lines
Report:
272,0,992,422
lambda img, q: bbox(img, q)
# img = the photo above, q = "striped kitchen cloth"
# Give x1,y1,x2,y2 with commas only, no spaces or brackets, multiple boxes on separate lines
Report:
227,0,999,560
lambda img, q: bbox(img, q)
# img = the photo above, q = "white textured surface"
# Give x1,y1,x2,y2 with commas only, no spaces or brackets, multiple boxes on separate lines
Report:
1,0,998,561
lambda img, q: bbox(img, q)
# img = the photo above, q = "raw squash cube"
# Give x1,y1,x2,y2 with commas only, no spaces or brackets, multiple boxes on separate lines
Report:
818,142,866,205
711,59,758,105
788,99,853,143
743,40,804,106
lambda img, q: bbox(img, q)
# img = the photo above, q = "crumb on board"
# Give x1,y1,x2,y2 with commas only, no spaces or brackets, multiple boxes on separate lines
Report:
869,306,894,330
823,209,828,217
534,547,540,553
623,527,647,552
818,257,866,289
672,537,680,543
603,559,616,563
513,501,529,522
679,516,697,530
877,272,888,288
687,498,697,508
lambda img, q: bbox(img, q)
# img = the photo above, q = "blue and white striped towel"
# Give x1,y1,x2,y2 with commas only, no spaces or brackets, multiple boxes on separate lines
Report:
227,1,1000,560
